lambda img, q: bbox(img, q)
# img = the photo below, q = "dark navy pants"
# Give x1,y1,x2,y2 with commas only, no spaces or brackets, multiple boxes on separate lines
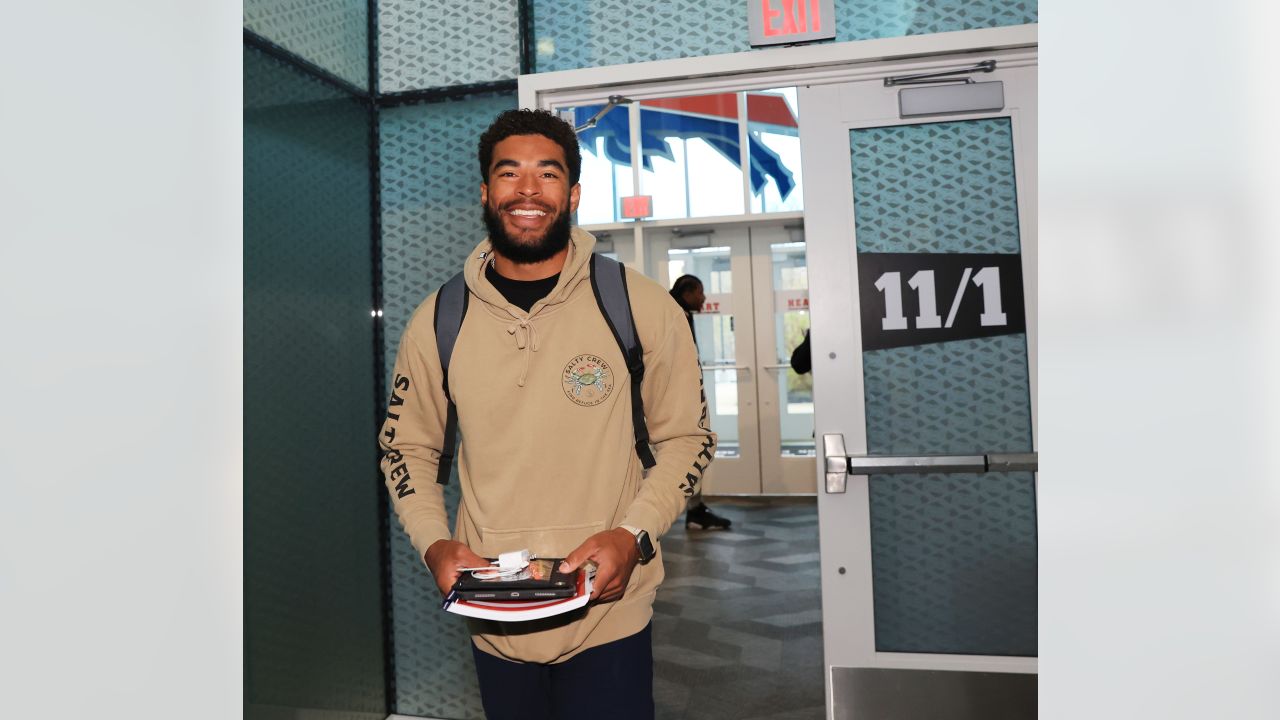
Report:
471,623,655,720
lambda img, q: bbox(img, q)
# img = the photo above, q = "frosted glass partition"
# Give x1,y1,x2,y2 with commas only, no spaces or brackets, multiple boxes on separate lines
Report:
834,0,1037,43
533,0,746,73
245,0,368,89
379,0,520,91
532,0,1036,72
244,45,385,719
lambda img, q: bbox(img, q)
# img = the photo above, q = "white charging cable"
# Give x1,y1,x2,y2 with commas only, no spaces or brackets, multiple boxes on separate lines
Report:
456,548,533,578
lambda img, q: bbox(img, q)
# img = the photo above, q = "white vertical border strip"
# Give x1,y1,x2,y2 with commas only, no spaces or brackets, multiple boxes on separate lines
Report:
1001,65,1040,526
729,226,764,493
1007,69,1039,454
3,3,243,717
629,101,642,200
739,90,753,214
628,101,646,272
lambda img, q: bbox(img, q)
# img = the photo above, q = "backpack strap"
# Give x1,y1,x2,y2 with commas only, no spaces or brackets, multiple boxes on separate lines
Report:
432,271,469,485
589,254,657,469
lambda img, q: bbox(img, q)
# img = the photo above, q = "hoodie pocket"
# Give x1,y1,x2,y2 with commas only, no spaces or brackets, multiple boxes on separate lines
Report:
475,520,605,561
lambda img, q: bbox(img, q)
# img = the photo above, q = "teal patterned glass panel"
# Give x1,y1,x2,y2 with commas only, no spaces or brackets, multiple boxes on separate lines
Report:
380,93,516,354
868,472,1037,656
532,0,1035,73
379,93,515,720
379,0,519,91
533,0,747,73
850,117,1035,656
852,118,1021,255
862,336,1031,455
244,46,385,718
245,0,368,89
834,0,1037,43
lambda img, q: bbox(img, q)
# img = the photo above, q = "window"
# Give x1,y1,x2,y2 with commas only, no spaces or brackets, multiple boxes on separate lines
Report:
565,87,803,225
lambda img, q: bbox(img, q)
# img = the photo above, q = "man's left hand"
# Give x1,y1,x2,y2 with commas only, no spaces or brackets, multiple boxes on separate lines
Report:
559,528,640,603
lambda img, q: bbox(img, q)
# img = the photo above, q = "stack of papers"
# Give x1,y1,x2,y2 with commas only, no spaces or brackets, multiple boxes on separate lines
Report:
443,568,594,622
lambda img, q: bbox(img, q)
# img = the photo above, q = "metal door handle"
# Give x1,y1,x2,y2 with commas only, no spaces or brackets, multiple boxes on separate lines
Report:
846,455,985,474
986,453,1038,472
700,364,750,371
843,452,1037,474
760,363,793,370
822,434,1036,493
823,434,850,493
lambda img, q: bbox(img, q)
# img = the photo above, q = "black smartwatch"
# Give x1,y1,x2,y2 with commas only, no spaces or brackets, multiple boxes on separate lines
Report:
627,527,656,565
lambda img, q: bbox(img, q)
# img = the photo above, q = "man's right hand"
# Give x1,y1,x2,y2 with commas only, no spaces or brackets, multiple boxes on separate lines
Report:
424,539,488,596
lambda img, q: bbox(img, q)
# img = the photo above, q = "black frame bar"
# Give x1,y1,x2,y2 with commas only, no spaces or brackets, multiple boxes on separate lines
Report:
378,80,519,108
519,0,536,75
364,0,396,715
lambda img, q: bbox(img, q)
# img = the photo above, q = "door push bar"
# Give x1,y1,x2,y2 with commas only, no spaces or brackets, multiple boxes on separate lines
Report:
822,433,1036,493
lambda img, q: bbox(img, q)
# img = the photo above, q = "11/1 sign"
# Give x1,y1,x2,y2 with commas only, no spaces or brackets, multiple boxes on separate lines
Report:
857,252,1025,352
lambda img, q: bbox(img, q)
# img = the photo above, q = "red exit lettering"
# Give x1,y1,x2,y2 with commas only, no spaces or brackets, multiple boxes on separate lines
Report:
762,0,822,37
703,302,721,313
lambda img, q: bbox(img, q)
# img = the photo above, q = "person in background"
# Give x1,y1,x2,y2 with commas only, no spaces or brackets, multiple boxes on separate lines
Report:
670,274,733,530
790,329,811,375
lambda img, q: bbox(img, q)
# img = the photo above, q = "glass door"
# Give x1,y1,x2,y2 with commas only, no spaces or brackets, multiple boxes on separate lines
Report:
650,223,818,495
800,53,1038,719
649,225,762,494
749,225,817,493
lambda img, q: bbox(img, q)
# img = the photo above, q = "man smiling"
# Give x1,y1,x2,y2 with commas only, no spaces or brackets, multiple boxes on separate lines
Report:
480,131,577,267
379,109,716,720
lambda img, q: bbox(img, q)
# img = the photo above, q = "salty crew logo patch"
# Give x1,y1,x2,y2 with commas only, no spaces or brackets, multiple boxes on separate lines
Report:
562,354,613,407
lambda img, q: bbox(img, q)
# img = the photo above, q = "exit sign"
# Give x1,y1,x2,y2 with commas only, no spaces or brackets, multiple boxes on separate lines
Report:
749,0,836,47
619,195,653,219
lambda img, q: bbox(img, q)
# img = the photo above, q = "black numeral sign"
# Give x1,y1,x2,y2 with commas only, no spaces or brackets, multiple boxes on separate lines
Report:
857,253,1026,351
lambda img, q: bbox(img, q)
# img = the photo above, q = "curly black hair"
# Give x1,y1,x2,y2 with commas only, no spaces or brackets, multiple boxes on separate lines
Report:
477,108,582,186
670,274,703,301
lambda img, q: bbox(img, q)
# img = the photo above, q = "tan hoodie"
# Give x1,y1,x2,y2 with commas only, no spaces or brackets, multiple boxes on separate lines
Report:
379,228,716,663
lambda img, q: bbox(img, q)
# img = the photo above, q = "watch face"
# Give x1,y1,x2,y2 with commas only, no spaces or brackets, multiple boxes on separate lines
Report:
637,531,656,563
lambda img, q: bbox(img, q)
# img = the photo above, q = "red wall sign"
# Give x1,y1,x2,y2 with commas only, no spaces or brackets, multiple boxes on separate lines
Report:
749,0,836,46
620,195,653,219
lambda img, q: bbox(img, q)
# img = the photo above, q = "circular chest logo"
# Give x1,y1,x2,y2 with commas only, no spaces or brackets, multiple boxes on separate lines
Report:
562,354,614,407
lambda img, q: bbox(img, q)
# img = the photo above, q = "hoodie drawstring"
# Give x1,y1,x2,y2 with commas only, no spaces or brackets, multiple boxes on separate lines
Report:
506,314,540,387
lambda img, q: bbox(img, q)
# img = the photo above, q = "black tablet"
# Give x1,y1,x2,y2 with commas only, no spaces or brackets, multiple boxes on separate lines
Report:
451,558,580,601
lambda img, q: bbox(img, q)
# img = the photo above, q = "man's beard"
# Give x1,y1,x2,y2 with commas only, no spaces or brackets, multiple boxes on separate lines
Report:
482,200,573,264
